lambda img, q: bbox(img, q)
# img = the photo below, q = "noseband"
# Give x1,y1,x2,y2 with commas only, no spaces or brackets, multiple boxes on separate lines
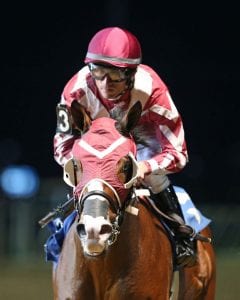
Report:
76,179,129,245
78,190,119,215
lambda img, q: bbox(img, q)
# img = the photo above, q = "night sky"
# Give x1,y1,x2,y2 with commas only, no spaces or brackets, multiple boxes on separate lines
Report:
1,2,239,204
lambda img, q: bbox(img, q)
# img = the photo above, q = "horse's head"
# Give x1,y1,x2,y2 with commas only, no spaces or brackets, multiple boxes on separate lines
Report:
64,101,142,256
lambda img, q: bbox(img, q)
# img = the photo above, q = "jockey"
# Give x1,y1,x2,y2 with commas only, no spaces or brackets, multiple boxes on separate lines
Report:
54,27,195,268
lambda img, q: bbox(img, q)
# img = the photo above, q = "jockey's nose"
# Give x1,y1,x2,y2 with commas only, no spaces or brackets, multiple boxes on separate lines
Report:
100,74,115,84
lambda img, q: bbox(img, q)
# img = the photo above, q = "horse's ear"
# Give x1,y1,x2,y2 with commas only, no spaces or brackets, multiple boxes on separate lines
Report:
70,100,92,133
121,101,142,132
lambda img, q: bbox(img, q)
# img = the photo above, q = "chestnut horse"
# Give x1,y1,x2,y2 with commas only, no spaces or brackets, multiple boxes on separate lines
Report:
53,101,216,300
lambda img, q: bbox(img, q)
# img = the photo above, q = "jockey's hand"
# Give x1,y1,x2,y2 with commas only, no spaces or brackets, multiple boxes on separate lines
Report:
136,161,151,186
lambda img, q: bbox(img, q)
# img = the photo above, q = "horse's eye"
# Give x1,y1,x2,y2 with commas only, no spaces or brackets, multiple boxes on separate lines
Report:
122,163,130,172
116,157,133,183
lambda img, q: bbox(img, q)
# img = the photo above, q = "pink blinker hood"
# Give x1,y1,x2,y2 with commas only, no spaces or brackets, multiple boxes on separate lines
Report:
72,117,137,199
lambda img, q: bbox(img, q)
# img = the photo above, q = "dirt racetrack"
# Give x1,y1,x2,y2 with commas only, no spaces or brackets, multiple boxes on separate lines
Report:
0,249,238,300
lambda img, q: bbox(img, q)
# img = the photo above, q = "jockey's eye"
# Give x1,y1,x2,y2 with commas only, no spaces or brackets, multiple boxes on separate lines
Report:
116,156,133,184
88,63,129,82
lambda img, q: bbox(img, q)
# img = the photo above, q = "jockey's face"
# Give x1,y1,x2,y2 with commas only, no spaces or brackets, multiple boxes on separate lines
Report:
95,75,128,100
89,63,129,100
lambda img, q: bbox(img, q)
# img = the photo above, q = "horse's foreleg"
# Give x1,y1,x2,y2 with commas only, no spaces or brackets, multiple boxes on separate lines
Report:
52,264,58,299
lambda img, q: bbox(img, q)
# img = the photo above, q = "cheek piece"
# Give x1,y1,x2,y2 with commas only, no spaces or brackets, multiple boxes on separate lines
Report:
124,152,139,189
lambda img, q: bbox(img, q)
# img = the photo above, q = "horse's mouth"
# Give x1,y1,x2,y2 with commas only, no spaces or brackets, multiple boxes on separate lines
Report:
76,219,112,256
82,239,108,256
85,251,105,257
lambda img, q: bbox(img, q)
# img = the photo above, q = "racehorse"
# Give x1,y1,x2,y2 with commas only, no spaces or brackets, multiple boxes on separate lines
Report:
52,101,216,300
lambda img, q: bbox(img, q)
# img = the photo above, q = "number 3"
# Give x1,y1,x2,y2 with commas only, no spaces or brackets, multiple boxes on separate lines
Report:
56,105,72,134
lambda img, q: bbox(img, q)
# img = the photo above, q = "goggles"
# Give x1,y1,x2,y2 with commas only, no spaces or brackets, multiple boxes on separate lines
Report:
88,63,130,82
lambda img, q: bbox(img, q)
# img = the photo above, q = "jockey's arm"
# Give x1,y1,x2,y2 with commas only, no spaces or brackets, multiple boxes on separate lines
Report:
53,99,82,167
53,72,88,167
138,89,189,177
53,132,78,167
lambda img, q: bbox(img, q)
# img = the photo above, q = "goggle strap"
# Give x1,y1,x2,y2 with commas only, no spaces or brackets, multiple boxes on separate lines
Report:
86,52,141,65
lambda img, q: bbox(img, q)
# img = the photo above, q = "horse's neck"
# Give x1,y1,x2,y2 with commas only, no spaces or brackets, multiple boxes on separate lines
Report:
115,203,163,253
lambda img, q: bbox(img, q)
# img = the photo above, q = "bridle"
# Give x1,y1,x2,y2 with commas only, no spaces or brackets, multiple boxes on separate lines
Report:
75,178,132,245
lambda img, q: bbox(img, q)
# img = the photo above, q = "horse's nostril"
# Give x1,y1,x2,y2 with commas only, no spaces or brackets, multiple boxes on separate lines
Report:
99,224,112,235
76,223,86,237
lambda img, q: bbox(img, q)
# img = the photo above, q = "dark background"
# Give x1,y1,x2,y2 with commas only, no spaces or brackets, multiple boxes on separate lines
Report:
0,4,239,299
1,1,239,204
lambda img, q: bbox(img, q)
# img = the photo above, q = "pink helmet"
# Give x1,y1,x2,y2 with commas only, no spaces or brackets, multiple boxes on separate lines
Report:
84,27,142,68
